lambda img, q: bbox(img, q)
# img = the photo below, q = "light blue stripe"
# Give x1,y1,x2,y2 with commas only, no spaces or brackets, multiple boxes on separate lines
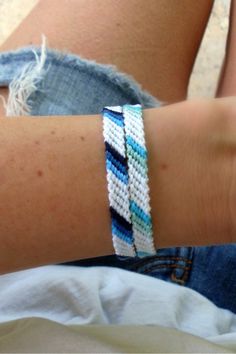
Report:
131,106,142,113
104,111,124,127
126,135,147,158
132,215,153,234
124,104,141,112
112,224,133,245
130,200,151,225
133,105,141,109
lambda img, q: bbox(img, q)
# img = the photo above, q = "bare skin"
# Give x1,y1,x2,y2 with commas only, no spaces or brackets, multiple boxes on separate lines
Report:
0,98,236,275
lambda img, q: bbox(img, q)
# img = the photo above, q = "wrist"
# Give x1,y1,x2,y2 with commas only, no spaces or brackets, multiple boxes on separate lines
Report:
144,99,232,248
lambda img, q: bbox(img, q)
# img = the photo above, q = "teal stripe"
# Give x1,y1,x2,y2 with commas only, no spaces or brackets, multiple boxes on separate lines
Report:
137,250,156,257
131,213,153,234
130,200,151,224
131,105,142,112
126,144,147,170
126,135,147,158
124,104,141,113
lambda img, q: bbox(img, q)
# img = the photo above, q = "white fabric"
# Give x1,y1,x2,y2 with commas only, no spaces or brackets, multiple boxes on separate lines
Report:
1,265,236,351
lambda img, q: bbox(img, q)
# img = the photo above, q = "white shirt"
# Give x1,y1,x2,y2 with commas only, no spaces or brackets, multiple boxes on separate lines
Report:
0,265,236,352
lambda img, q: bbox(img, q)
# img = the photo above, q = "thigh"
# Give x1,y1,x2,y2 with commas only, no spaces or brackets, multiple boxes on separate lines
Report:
0,0,213,103
0,88,7,116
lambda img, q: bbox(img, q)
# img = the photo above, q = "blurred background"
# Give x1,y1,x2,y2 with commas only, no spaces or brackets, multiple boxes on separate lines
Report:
0,0,231,98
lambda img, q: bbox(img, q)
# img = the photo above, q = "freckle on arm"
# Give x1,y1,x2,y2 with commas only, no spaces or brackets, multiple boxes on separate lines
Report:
37,170,43,177
160,163,168,170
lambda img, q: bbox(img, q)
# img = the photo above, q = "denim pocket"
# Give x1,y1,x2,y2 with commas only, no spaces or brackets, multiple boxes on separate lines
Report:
126,247,194,285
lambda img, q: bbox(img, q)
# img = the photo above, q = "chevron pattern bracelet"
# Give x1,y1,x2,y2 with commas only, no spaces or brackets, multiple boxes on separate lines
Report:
101,104,156,258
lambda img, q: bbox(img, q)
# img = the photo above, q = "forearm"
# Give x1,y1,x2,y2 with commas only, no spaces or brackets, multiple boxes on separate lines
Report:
0,113,115,274
217,0,236,96
0,101,233,274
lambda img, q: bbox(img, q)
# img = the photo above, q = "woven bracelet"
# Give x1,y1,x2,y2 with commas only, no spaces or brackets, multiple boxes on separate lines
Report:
101,105,136,257
123,104,156,257
101,104,156,258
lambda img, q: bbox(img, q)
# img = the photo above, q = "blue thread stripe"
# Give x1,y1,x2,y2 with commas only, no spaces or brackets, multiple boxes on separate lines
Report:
105,142,127,165
130,200,152,225
106,160,128,184
110,206,132,231
106,150,127,175
126,135,147,158
103,109,124,121
103,111,124,127
103,106,136,256
102,107,123,117
112,217,133,239
112,223,134,245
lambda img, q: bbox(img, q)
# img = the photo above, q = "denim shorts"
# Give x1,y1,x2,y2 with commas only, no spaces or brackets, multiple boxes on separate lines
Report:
0,43,236,314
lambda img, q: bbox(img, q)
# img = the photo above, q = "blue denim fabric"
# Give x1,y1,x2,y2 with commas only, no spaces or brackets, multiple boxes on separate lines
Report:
0,46,236,314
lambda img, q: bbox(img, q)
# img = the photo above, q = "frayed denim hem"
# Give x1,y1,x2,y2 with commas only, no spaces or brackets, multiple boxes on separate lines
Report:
0,34,161,117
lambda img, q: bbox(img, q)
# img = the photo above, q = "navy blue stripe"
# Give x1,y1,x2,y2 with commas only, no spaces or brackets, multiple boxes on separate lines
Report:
105,142,127,166
106,150,127,176
103,111,124,124
112,218,133,239
110,206,132,232
102,107,123,117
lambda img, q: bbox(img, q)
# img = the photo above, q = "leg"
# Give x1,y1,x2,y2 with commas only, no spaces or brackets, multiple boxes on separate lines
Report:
0,0,213,105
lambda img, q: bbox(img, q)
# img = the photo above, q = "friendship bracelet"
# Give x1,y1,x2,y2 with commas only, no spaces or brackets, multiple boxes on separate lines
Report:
101,105,136,257
123,104,156,257
101,104,156,258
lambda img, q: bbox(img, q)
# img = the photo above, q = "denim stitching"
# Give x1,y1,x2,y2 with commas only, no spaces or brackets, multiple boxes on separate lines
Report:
128,255,192,271
142,264,191,273
137,264,192,285
127,254,193,285
171,268,191,285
